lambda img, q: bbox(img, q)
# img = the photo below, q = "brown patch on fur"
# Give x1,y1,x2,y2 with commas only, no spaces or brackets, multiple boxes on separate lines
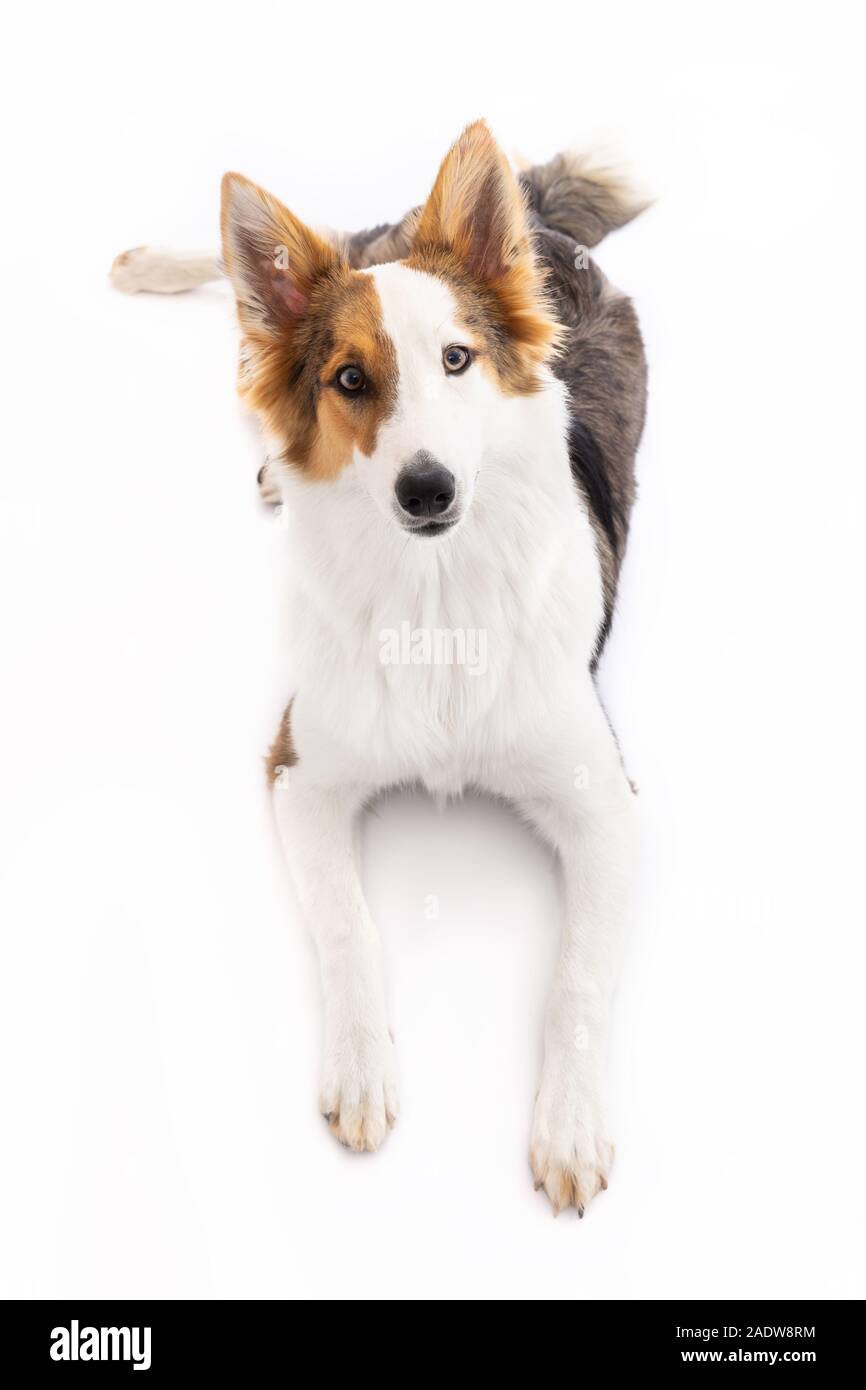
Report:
265,699,298,785
408,122,561,394
308,277,399,471
221,175,398,479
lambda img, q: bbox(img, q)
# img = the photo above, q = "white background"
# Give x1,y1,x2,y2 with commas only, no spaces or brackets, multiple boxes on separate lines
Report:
1,1,864,1300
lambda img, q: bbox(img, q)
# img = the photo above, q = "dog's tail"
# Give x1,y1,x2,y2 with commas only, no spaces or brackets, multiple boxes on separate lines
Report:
519,151,649,249
109,246,223,294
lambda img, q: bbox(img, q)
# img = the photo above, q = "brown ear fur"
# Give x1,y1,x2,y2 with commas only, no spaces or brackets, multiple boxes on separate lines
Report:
220,174,347,474
220,174,401,480
220,172,342,338
410,121,561,387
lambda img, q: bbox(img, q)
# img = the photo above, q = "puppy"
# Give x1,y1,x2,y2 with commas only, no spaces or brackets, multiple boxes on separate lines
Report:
112,122,647,1214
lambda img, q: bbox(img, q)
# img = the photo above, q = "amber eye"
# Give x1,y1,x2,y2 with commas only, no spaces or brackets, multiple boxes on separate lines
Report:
336,365,366,394
443,345,471,374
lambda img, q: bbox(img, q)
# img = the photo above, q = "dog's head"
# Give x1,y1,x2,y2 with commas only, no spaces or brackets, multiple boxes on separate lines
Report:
221,122,560,538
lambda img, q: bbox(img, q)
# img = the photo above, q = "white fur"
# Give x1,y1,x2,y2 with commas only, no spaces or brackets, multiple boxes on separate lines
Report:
270,265,637,1206
109,246,221,293
352,264,485,526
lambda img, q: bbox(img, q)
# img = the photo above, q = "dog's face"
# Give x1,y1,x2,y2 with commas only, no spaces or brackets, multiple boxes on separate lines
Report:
221,122,560,537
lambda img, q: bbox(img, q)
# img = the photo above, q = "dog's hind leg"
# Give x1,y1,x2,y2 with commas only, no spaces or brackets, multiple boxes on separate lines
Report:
270,742,398,1152
256,457,283,506
109,246,222,293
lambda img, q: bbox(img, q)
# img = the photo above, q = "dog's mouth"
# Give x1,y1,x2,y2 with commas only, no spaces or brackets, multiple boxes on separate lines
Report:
400,513,459,538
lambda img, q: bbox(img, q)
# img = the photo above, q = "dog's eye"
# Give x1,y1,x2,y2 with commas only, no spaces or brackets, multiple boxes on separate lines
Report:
336,365,366,394
443,345,471,375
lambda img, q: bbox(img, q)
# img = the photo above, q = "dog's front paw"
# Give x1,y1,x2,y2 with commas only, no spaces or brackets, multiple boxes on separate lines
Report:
257,457,282,505
530,1065,613,1216
319,1021,399,1153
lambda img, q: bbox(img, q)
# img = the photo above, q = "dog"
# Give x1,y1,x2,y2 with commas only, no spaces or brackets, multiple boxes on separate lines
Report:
111,121,648,1215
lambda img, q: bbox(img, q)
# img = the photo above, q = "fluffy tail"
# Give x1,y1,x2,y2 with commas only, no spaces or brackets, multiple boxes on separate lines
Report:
109,246,223,294
520,151,649,248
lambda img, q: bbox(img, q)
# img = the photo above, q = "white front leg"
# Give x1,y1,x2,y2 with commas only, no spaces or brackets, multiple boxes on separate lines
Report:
273,772,398,1151
513,691,637,1214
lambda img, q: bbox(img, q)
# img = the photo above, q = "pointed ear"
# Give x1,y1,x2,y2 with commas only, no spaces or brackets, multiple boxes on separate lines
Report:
413,121,532,283
220,173,342,337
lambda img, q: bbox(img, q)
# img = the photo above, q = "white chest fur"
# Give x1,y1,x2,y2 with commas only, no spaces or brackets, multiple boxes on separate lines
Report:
277,380,604,794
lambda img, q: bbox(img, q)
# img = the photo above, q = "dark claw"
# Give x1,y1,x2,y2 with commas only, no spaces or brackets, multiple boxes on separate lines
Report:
257,462,268,486
577,1204,585,1218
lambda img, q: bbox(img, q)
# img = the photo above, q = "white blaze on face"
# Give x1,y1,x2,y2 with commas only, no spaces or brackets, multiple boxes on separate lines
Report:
355,262,505,529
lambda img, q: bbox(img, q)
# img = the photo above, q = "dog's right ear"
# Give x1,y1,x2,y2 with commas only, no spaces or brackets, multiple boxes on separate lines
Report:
220,173,341,338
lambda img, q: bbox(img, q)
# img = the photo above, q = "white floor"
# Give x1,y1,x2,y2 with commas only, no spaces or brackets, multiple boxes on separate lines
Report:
1,2,864,1300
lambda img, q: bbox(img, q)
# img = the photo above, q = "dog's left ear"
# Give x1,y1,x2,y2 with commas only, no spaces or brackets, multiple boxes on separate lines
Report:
220,173,342,338
413,122,559,377
413,121,532,284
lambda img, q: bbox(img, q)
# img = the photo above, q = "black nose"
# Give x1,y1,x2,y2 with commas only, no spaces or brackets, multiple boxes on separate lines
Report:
395,454,455,518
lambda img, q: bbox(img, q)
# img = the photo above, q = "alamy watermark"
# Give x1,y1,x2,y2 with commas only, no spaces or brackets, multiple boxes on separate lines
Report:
379,621,488,677
50,1320,151,1371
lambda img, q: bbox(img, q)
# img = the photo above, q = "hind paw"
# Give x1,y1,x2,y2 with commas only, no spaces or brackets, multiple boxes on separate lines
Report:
257,457,282,505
